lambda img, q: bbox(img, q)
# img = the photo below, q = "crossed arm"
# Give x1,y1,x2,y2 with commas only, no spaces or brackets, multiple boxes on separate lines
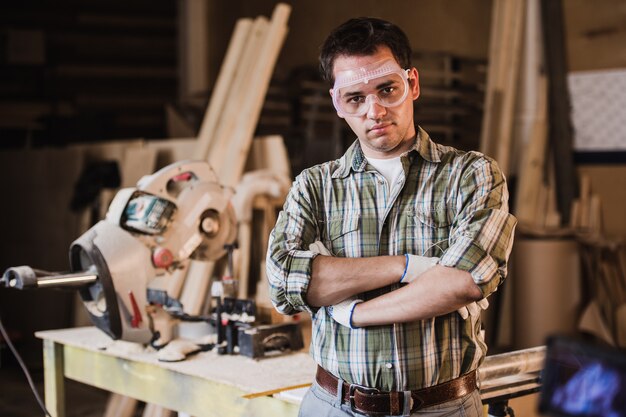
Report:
307,254,483,327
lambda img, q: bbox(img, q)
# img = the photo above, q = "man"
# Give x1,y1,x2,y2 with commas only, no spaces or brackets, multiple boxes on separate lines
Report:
266,17,516,416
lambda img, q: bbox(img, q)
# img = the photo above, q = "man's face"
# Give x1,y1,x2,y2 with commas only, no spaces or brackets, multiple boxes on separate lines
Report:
330,46,420,159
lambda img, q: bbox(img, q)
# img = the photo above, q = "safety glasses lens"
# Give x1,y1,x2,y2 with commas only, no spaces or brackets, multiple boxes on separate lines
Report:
335,72,408,116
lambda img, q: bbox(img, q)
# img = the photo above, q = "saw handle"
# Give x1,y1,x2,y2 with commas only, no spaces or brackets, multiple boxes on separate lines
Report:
136,160,218,201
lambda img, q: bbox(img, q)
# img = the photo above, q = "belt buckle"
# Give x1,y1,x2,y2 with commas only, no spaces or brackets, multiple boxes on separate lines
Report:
348,384,386,416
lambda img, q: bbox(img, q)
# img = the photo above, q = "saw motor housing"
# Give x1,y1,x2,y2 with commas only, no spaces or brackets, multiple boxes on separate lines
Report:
68,160,237,343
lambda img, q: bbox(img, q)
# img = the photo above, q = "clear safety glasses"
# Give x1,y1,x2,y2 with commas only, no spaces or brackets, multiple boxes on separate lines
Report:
332,59,410,117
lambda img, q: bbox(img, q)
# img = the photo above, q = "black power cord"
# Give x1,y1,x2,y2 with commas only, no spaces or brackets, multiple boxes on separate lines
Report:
0,313,52,417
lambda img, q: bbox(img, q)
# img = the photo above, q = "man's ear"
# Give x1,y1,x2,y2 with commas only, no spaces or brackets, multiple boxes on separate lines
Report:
408,68,420,100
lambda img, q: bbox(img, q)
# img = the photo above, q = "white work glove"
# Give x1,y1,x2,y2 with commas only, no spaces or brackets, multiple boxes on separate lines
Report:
401,254,489,320
400,254,439,283
326,297,363,329
457,298,489,320
309,240,332,256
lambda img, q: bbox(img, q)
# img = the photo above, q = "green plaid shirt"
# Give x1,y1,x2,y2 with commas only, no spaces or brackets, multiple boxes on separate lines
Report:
267,127,516,391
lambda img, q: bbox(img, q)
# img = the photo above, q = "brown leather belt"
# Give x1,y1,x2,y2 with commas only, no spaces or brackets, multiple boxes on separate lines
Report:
315,365,478,416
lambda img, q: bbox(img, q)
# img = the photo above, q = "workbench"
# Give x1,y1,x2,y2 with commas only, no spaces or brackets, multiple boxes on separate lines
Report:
36,327,545,417
36,327,315,417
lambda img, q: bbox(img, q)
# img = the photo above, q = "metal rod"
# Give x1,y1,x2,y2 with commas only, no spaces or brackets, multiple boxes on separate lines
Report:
35,273,98,289
480,345,546,381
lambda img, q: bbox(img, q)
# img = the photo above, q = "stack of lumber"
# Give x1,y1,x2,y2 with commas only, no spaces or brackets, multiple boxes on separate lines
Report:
482,0,548,233
195,3,291,188
480,0,526,177
578,237,626,347
569,174,603,236
482,0,579,231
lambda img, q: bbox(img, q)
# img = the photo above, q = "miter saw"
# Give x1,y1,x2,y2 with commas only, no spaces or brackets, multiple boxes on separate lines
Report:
2,160,244,348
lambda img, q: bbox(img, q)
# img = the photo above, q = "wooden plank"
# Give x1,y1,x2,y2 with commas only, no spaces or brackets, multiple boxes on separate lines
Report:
569,199,581,229
142,403,174,417
205,16,269,169
579,174,591,229
103,394,138,417
43,339,66,417
196,18,253,159
209,4,291,188
540,0,578,224
545,181,562,228
589,194,602,236
494,0,526,175
480,0,507,156
179,260,218,315
514,76,548,225
177,0,210,102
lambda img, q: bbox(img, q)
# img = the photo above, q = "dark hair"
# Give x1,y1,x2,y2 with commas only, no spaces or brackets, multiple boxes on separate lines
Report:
319,17,412,85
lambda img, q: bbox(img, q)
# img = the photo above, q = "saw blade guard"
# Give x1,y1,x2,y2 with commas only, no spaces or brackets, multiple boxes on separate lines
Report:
70,220,155,343
68,160,236,343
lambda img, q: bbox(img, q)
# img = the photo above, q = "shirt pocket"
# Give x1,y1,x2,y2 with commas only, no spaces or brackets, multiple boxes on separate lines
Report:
322,214,360,257
405,206,451,257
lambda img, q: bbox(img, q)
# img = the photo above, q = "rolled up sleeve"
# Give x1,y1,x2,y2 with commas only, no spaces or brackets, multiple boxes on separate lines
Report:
266,174,319,315
439,156,517,297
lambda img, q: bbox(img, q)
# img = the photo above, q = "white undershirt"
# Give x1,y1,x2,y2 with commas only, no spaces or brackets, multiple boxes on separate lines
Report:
366,156,404,193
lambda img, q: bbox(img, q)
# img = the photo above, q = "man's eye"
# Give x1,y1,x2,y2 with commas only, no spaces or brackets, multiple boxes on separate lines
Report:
346,96,365,104
380,87,395,95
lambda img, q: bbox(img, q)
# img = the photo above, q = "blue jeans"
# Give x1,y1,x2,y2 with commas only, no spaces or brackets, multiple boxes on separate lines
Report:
298,380,483,417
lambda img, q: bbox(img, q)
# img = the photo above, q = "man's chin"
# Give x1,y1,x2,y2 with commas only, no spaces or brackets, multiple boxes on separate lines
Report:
367,132,396,146
362,138,401,155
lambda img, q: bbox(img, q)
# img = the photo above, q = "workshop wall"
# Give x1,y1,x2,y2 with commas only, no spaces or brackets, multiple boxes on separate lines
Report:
564,0,626,72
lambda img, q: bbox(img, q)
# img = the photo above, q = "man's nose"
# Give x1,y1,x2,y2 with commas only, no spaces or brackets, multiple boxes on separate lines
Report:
366,97,386,119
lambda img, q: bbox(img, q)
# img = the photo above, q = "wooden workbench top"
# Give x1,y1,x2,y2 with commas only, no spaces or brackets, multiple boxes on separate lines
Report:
36,326,316,397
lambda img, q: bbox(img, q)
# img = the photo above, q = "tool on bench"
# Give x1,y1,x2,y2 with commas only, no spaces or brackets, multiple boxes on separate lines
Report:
211,295,303,358
238,322,304,359
3,160,236,344
215,297,256,355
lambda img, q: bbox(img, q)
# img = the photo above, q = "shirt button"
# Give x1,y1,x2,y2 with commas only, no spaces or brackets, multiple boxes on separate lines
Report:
385,363,393,369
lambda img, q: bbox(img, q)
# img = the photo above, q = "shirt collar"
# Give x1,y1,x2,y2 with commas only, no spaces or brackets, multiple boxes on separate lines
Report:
415,126,442,163
332,126,442,179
